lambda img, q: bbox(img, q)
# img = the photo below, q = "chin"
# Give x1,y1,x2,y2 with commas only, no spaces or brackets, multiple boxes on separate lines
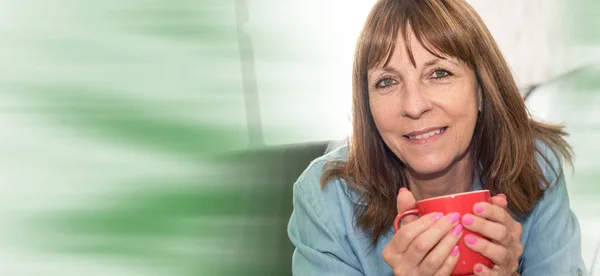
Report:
406,159,452,176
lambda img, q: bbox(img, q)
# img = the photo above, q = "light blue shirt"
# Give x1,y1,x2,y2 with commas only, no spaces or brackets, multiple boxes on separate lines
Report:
287,143,587,275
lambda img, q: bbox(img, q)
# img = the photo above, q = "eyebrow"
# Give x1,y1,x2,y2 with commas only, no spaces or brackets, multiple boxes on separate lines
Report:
423,57,459,68
423,58,442,68
370,67,402,78
370,57,458,78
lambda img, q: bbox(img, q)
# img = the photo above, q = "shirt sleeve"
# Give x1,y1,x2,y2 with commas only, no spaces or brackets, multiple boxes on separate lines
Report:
287,178,364,276
519,151,587,276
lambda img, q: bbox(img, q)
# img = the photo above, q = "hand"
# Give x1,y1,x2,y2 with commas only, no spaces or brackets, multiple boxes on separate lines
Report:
461,194,523,275
382,188,464,276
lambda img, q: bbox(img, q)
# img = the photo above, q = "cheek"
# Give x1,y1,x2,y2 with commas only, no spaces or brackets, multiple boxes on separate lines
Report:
369,99,406,155
450,106,478,144
369,98,397,132
443,84,478,115
438,92,478,139
452,114,477,145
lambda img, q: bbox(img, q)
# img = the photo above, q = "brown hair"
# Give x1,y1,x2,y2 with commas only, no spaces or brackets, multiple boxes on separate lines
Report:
322,0,573,244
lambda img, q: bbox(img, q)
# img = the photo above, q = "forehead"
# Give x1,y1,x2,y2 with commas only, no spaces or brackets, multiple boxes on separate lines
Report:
369,26,452,71
397,31,438,65
368,29,466,75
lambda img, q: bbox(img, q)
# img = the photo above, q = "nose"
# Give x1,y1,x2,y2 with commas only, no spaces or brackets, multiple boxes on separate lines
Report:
401,82,433,119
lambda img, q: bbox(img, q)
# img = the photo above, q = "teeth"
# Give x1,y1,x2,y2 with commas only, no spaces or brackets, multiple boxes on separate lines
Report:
408,128,443,140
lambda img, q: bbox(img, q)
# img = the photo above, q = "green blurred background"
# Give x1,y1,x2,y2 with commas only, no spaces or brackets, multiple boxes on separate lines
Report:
0,0,598,275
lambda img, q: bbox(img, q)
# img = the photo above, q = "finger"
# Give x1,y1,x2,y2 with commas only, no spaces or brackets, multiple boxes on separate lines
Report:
464,234,511,266
419,224,463,275
397,187,418,225
472,263,499,276
403,212,461,267
432,245,460,276
490,194,507,209
461,214,510,243
390,212,445,253
472,202,512,225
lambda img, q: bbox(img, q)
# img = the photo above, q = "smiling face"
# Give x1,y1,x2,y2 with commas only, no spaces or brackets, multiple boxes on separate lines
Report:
368,26,480,178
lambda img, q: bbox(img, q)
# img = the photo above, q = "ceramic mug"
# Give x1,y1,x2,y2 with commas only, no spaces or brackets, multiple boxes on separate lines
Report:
394,190,494,276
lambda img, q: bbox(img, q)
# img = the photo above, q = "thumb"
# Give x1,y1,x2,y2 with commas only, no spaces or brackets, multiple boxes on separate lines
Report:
397,187,418,225
491,193,508,209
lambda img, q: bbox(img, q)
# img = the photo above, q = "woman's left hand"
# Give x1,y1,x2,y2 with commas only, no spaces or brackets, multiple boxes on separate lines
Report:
461,194,523,276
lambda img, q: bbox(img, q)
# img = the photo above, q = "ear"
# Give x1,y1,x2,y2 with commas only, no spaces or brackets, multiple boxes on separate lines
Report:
476,84,483,112
474,71,483,112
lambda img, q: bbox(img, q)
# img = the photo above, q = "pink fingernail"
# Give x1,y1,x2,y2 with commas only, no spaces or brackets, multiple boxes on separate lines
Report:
462,215,474,225
497,193,506,199
452,224,463,236
432,212,444,221
399,187,407,194
465,234,477,245
448,212,460,223
475,264,483,272
474,204,484,213
451,245,459,256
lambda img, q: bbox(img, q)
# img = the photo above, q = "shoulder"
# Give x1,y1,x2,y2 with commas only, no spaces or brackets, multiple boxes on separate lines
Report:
533,139,567,189
517,139,572,224
518,141,585,274
289,145,386,274
514,139,570,223
293,144,365,216
295,144,349,186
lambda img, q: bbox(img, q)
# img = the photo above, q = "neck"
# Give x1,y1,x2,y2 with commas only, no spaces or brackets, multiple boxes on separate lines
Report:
406,152,475,201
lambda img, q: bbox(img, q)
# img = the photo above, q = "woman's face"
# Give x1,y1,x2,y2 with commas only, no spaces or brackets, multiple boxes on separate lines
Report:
368,28,480,177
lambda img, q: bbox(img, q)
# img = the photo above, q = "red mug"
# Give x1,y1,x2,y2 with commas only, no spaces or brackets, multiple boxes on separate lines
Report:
394,190,493,276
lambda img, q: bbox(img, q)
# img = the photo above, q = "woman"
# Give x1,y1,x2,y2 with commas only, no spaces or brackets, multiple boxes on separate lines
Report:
287,0,586,275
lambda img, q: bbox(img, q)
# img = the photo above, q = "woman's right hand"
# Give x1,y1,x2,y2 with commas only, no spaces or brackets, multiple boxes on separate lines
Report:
382,188,464,276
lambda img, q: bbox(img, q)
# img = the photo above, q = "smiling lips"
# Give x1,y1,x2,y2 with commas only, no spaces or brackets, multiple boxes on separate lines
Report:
405,126,448,140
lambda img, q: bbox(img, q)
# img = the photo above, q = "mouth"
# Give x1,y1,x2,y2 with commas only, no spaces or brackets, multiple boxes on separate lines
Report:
404,126,448,140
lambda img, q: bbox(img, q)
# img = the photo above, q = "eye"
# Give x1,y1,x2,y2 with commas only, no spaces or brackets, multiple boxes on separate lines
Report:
431,69,452,80
375,77,398,89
